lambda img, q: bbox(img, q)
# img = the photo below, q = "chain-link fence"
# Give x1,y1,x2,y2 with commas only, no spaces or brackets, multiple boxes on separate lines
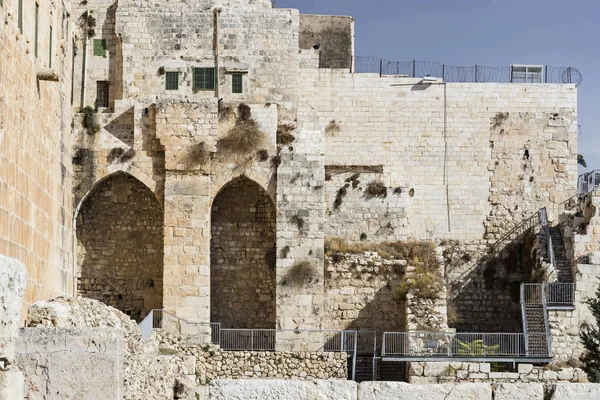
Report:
349,57,582,84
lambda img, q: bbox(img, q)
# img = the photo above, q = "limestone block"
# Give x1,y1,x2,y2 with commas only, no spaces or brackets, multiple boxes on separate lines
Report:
175,377,196,400
552,383,600,400
358,382,492,400
494,383,543,400
209,379,357,400
518,364,534,374
0,256,27,365
0,370,24,400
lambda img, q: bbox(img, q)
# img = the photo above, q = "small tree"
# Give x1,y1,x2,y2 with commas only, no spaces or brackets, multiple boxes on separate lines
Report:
578,154,587,168
580,284,600,382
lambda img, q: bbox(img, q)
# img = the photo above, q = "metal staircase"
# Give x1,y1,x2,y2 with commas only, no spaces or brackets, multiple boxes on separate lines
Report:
521,284,552,358
548,226,572,283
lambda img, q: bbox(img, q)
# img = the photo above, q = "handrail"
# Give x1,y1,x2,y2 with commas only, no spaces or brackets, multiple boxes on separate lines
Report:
491,207,544,254
539,208,556,279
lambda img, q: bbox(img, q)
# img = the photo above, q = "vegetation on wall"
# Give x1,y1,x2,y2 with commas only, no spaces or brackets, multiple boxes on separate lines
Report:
491,112,509,129
282,260,319,288
182,142,211,168
325,120,341,136
580,283,600,382
79,11,97,38
288,214,307,236
276,124,296,146
216,104,265,160
107,147,135,164
364,180,388,199
81,106,100,135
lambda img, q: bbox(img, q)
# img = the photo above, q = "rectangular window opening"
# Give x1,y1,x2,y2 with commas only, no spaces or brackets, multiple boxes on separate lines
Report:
49,26,53,68
165,71,179,91
34,3,39,58
96,81,109,108
193,67,216,91
18,0,23,33
93,39,107,57
232,74,243,94
511,65,543,84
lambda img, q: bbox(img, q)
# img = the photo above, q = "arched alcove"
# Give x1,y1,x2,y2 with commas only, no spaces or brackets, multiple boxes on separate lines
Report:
76,172,163,321
210,177,276,329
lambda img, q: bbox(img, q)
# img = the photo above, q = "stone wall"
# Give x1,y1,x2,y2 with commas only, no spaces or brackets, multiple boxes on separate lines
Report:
15,327,124,399
299,14,354,69
1,0,74,317
211,177,276,329
324,252,406,333
76,172,164,321
297,67,578,241
407,361,587,384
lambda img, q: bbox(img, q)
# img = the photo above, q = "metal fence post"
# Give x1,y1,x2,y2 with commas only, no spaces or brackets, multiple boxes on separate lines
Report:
412,59,416,78
475,65,478,82
379,59,382,77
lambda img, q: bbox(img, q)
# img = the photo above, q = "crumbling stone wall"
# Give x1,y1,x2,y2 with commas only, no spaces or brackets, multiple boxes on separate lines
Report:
76,173,164,321
324,253,406,333
211,177,276,329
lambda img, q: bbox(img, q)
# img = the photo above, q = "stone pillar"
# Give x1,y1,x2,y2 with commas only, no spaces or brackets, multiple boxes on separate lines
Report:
276,124,326,351
156,100,218,344
0,255,27,400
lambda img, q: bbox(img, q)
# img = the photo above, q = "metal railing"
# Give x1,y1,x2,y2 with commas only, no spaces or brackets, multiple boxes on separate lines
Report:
352,58,582,84
578,170,600,196
522,283,575,306
219,329,277,351
539,208,556,278
210,322,221,345
138,309,212,340
491,208,543,254
381,332,550,359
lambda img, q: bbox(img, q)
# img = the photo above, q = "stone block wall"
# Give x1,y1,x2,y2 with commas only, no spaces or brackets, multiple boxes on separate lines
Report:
76,172,164,321
210,177,276,329
15,327,124,399
407,361,587,385
298,67,577,241
1,0,74,317
324,253,406,333
299,14,354,69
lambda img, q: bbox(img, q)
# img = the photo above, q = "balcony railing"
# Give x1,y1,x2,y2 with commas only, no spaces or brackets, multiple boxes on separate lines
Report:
382,332,551,360
578,170,600,196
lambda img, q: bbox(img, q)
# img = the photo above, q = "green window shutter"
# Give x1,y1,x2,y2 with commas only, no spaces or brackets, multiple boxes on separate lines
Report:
18,0,23,33
93,39,106,57
34,3,39,58
165,72,179,90
193,68,216,91
232,74,243,94
49,26,53,68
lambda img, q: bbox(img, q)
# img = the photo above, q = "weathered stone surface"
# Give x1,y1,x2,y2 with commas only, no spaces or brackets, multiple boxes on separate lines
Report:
358,382,492,400
494,383,543,400
0,370,24,400
15,328,124,400
552,383,600,400
0,255,26,365
209,379,357,400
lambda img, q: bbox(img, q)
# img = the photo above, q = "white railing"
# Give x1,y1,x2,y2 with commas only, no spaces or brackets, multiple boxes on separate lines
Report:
220,329,277,351
138,309,212,340
578,170,600,196
381,332,550,359
522,283,575,306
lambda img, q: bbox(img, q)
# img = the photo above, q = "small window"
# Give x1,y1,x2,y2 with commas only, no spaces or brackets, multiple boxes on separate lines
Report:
18,0,23,33
49,26,53,68
193,68,215,91
96,81,109,108
232,74,243,94
511,65,543,83
165,72,179,90
255,200,268,222
93,39,107,57
34,3,39,57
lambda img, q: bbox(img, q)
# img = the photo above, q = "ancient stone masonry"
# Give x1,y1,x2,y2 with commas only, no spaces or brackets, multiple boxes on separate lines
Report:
211,177,276,329
76,173,164,321
1,0,74,316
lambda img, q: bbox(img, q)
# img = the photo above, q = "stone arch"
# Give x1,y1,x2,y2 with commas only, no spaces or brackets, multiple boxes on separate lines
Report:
75,172,163,322
210,168,276,207
210,176,276,329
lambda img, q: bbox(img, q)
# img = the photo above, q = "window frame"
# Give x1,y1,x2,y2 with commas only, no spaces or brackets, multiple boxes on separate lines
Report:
93,39,107,57
192,67,216,91
165,71,180,91
96,81,110,108
34,3,39,58
232,73,243,94
510,65,544,84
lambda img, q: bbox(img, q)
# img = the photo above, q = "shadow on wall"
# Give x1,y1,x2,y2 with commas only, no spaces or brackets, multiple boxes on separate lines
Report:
210,176,277,329
76,172,164,322
445,231,541,333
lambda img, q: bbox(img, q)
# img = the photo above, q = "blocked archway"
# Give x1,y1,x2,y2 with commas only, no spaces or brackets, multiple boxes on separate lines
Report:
210,177,276,329
76,172,163,322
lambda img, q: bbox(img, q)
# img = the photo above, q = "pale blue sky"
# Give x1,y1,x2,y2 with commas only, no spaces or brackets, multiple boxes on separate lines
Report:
278,0,600,173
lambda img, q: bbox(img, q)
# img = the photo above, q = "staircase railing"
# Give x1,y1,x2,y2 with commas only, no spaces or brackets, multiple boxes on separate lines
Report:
539,208,557,279
491,208,543,255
